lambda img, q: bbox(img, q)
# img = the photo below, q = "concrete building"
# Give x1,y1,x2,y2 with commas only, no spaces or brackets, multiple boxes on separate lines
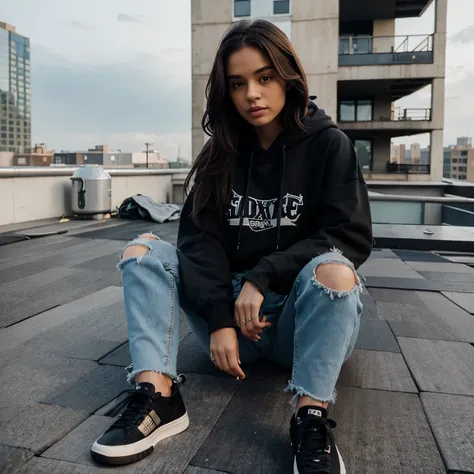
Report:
54,146,170,168
457,136,472,148
0,22,31,153
54,151,83,166
390,143,402,163
410,143,421,164
131,151,169,168
0,151,13,166
14,143,55,166
444,137,474,182
191,0,447,181
443,145,453,178
420,146,430,165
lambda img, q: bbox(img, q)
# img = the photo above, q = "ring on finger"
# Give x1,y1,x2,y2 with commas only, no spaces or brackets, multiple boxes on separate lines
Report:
246,317,252,323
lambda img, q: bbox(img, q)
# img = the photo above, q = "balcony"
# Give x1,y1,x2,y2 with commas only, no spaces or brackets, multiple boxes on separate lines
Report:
395,108,432,121
338,92,435,137
339,34,433,66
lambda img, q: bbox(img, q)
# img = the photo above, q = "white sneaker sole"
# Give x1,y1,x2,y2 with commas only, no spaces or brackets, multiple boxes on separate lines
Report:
91,412,189,465
293,445,346,473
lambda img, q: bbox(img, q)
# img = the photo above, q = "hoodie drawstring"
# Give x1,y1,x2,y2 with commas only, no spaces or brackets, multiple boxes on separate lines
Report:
237,152,253,251
236,147,286,252
275,145,286,251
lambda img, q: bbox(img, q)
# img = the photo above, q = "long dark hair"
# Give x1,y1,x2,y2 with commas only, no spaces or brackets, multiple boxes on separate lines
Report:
185,19,309,226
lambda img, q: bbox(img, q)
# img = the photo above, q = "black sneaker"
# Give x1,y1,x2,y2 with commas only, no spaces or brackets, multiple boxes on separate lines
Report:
290,406,345,474
91,376,189,465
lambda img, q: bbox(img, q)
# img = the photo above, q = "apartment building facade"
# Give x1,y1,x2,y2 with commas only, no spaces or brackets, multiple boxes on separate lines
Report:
0,22,31,154
191,0,447,181
444,137,474,182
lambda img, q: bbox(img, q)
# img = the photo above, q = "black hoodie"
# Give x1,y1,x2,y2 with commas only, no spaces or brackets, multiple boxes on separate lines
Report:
177,102,373,334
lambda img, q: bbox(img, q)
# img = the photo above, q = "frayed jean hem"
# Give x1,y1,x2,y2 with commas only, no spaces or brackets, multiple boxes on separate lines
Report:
284,381,337,405
125,364,177,387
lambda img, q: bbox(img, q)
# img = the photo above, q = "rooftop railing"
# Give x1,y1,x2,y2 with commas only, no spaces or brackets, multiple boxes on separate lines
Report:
374,163,431,174
369,192,474,204
395,108,432,121
339,34,434,66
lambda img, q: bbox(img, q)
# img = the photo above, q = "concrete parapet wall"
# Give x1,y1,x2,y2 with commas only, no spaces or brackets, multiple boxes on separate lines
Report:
0,169,190,226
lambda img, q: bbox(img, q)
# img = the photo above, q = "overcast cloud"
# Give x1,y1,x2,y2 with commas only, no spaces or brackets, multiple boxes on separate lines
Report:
1,0,473,156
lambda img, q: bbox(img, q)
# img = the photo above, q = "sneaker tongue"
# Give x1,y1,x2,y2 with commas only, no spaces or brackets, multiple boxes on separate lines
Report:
135,382,156,396
297,406,328,420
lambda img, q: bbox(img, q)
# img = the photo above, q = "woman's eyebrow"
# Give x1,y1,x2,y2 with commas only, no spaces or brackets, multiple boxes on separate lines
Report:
227,65,274,80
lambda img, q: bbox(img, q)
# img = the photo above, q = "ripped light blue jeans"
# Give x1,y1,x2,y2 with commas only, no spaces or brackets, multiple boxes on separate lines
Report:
119,236,363,403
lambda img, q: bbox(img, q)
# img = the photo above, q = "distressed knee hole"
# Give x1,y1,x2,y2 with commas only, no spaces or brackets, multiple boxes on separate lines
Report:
314,262,357,293
138,233,160,240
122,244,150,259
121,234,159,261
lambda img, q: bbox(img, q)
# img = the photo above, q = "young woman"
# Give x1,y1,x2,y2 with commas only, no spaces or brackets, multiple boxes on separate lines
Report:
91,19,372,474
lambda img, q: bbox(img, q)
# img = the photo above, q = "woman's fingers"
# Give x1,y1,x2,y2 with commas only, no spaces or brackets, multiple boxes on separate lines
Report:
226,349,246,379
213,350,245,379
235,307,257,341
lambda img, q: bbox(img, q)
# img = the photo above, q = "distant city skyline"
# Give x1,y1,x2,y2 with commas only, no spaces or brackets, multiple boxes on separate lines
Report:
1,0,473,157
0,22,31,153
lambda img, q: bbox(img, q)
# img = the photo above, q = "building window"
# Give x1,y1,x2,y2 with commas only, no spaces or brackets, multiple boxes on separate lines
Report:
340,101,356,121
274,0,290,14
234,0,251,17
354,139,372,170
461,150,468,156
339,100,373,121
339,36,373,55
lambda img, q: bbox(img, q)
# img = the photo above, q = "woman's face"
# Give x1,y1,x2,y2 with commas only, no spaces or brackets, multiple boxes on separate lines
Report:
226,46,286,129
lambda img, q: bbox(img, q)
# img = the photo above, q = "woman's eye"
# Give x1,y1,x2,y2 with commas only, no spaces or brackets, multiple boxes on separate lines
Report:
231,81,244,89
260,75,272,83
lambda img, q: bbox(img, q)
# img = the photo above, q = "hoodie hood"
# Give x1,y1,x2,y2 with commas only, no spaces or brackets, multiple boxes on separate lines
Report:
287,100,338,147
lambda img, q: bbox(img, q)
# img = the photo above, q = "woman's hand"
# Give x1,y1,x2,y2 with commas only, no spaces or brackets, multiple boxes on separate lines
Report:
235,281,271,341
210,327,246,379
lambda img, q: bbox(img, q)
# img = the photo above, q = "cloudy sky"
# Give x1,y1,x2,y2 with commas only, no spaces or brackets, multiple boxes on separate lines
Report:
1,0,473,158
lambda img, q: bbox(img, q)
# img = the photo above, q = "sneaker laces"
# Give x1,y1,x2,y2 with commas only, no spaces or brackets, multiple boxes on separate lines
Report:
107,374,187,425
298,417,337,474
113,391,154,431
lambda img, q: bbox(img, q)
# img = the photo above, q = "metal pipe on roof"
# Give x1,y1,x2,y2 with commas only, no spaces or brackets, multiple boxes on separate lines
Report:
0,167,191,178
369,192,474,204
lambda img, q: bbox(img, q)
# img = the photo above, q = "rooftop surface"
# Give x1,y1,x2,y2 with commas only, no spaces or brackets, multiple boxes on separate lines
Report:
1,217,473,474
